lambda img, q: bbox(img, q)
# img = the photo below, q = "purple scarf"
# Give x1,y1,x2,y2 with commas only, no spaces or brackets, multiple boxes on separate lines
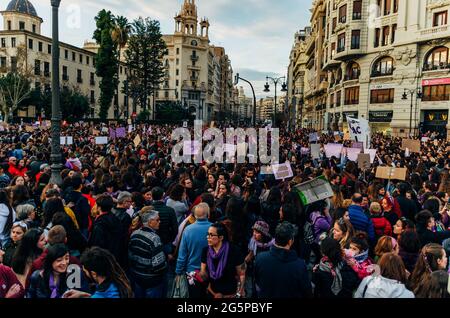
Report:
49,273,59,298
207,241,230,280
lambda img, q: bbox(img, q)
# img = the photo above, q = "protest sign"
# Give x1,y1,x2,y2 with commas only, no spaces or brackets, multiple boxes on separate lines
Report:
358,153,371,170
115,127,126,138
401,139,420,153
133,134,142,147
364,149,377,163
92,129,100,136
95,137,108,145
375,166,407,181
109,128,116,140
347,116,371,149
346,147,361,162
311,144,321,159
324,143,343,158
309,132,318,142
294,176,334,206
352,141,364,150
301,147,310,155
421,137,429,142
101,127,108,133
271,162,293,180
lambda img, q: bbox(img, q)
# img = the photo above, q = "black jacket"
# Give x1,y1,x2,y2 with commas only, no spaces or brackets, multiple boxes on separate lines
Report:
89,213,123,263
151,201,178,246
254,246,312,298
312,262,360,298
65,190,91,231
396,196,418,221
111,207,132,268
261,202,282,235
417,226,450,247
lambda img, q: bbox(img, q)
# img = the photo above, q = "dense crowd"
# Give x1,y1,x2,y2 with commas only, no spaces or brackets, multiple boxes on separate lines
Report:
0,121,449,298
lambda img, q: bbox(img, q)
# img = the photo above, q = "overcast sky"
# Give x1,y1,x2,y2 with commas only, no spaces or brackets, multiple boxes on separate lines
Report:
5,0,311,98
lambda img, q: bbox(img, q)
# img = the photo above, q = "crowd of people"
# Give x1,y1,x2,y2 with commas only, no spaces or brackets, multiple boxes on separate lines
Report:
0,121,449,299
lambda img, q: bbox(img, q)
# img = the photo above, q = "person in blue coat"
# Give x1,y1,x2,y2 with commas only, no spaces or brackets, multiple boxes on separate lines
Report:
347,194,375,242
254,222,312,298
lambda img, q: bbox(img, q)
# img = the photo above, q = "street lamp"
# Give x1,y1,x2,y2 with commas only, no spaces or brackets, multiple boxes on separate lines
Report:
234,73,257,126
263,76,287,126
49,0,63,186
402,88,422,137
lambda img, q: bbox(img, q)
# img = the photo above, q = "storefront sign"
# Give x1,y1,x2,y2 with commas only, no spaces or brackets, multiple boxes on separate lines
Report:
343,112,358,121
369,111,393,123
370,83,396,90
422,78,450,86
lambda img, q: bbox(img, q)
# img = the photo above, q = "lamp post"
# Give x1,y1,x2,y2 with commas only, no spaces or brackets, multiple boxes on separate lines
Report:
234,73,257,126
49,0,63,186
402,88,422,137
263,76,287,126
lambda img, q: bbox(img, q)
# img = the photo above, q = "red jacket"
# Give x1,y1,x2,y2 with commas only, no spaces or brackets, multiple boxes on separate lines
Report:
370,215,393,237
0,264,25,298
8,163,21,178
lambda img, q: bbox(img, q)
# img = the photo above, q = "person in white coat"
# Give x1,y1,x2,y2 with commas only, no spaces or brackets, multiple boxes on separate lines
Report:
354,253,414,298
0,190,15,248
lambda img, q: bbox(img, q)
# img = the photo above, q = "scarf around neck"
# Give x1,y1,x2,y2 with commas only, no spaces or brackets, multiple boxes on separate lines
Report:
207,241,230,280
316,256,343,296
354,249,369,263
49,273,59,298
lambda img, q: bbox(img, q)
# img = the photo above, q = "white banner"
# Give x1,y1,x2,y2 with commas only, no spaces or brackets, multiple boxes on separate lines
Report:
271,162,293,180
347,116,371,149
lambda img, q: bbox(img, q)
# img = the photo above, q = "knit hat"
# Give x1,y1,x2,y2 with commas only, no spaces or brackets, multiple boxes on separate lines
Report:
252,220,271,238
370,202,382,214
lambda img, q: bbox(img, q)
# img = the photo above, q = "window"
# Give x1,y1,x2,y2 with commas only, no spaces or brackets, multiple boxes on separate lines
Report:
393,0,398,13
332,17,337,33
372,56,394,76
370,88,394,103
11,57,17,72
176,48,180,54
38,42,42,52
353,0,362,20
120,66,123,74
382,26,390,46
11,38,16,48
345,86,360,104
34,60,41,75
336,68,343,83
384,0,391,15
330,93,335,108
90,72,95,85
62,66,68,80
331,42,336,59
77,69,82,83
425,46,449,70
391,24,397,43
1,38,5,48
377,0,382,17
434,11,448,27
19,21,25,30
374,28,380,47
346,62,360,80
90,91,95,104
28,39,33,50
165,91,169,98
422,84,450,101
337,33,346,52
176,58,179,65
176,79,179,86
44,62,50,77
0,57,6,69
86,56,90,65
351,30,361,49
79,54,83,64
339,5,347,23
48,44,51,54
7,21,11,31
336,91,342,107
72,52,76,61
32,24,36,33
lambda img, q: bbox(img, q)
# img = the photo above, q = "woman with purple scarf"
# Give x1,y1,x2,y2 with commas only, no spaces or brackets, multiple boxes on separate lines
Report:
27,244,88,298
200,223,246,298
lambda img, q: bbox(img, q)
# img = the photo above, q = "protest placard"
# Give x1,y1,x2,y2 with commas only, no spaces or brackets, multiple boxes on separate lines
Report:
309,132,318,142
358,153,371,170
101,127,108,133
109,128,116,140
183,121,188,128
352,141,364,150
311,144,321,159
271,162,293,180
324,143,343,158
260,165,274,175
133,134,142,147
346,147,361,162
294,175,334,205
375,166,407,181
347,116,371,149
115,127,126,138
421,137,429,142
301,147,310,155
364,149,377,163
401,139,420,153
95,137,108,145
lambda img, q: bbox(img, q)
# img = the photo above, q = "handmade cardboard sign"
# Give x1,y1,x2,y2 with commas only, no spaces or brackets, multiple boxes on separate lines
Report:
271,162,293,180
401,139,420,153
294,176,334,205
357,153,371,170
375,166,407,181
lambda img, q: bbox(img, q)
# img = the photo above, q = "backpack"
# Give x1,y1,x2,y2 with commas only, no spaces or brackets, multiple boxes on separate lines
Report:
303,221,315,244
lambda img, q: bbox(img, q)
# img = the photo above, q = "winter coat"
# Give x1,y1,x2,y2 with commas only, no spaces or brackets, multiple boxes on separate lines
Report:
312,261,360,298
0,203,15,248
151,201,179,246
310,212,332,244
65,190,91,232
0,264,25,298
255,246,312,298
398,250,419,274
370,215,393,238
354,275,414,298
89,213,123,263
348,205,375,242
417,226,450,247
261,202,282,236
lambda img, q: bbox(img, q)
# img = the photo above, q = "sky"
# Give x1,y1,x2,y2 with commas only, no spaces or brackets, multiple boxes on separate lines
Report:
3,0,312,98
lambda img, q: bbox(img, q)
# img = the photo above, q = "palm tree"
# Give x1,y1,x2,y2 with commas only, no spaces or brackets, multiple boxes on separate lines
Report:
111,15,130,119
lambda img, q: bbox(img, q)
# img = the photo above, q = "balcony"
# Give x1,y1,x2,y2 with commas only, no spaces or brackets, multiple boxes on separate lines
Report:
344,74,360,82
319,81,329,91
423,63,450,72
371,70,394,78
190,55,199,61
352,12,362,20
190,76,198,81
420,25,449,37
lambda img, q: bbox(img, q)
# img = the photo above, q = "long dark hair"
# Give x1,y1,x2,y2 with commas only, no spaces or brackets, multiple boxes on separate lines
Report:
42,197,65,228
320,237,343,265
224,197,246,245
81,247,133,298
12,185,30,207
42,244,69,296
12,228,44,274
0,189,14,236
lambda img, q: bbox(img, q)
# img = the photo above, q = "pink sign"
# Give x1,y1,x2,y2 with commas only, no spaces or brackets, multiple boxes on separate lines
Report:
422,78,450,86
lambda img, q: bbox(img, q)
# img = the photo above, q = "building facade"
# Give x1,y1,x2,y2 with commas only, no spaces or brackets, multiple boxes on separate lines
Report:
290,0,450,138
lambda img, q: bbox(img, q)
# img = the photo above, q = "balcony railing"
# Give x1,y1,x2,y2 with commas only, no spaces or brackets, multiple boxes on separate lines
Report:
423,63,450,71
420,25,448,36
371,70,393,77
421,94,450,102
352,12,362,20
190,55,199,61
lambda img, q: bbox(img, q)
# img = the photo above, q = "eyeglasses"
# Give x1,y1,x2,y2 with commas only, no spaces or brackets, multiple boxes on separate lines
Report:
207,233,219,238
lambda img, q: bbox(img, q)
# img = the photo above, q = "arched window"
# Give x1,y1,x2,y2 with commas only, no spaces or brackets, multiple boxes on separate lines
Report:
424,46,449,70
372,56,394,77
346,62,360,80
